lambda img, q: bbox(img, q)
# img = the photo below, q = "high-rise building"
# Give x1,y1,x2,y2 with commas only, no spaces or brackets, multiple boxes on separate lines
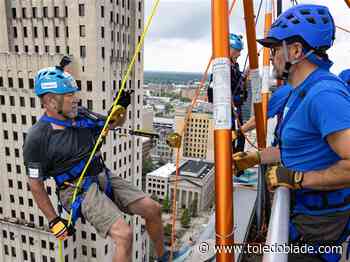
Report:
0,1,149,261
151,117,174,163
175,107,214,162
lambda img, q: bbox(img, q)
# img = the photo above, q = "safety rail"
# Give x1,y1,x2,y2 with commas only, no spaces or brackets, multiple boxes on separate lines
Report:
263,187,290,262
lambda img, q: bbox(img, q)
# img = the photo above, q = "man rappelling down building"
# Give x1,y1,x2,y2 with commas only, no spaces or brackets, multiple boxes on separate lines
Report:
23,63,186,262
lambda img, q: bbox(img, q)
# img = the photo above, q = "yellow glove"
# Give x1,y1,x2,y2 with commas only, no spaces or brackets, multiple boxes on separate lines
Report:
232,151,261,171
49,217,74,240
265,165,304,191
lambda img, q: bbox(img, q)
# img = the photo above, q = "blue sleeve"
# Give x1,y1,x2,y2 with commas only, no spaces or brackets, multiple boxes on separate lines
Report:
268,87,291,118
310,89,350,139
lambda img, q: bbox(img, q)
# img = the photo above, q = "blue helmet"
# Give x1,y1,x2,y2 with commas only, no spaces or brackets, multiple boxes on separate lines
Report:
34,67,79,96
339,69,350,86
229,34,244,50
258,4,335,51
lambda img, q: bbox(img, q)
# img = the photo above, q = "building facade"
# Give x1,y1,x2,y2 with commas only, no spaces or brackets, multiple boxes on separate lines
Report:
146,159,215,213
175,108,214,162
0,1,149,261
151,117,174,163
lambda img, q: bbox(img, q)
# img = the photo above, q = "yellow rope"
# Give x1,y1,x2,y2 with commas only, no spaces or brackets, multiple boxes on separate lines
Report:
58,1,161,261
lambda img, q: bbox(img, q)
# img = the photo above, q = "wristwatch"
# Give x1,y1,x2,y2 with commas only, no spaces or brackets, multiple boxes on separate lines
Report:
294,172,304,189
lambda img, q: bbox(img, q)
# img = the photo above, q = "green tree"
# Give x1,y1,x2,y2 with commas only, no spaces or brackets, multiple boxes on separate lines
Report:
162,194,171,213
164,223,172,236
181,208,191,228
142,158,155,175
190,199,198,217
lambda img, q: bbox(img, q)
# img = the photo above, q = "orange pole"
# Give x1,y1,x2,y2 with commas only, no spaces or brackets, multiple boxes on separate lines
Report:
243,0,266,148
345,0,350,8
262,0,273,138
212,1,234,261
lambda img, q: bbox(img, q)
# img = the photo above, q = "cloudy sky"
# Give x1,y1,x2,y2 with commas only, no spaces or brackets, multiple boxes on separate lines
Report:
144,0,350,74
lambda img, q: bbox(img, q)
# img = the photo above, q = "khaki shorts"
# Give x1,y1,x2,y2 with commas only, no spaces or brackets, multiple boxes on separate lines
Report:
59,172,146,238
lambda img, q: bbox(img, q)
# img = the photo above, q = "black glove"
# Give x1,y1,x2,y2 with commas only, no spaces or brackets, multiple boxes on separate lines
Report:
115,89,134,109
49,216,75,240
265,166,304,191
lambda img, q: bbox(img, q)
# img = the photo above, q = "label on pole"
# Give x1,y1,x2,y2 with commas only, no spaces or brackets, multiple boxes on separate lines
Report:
212,58,232,130
250,68,262,103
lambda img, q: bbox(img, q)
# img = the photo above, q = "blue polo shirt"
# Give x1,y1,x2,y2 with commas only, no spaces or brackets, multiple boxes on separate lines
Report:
280,68,350,172
267,84,293,118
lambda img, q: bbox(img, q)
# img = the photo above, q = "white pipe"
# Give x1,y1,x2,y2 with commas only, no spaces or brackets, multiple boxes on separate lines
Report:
263,187,290,262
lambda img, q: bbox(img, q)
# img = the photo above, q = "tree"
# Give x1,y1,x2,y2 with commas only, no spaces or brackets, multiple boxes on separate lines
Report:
162,194,171,213
190,199,198,217
142,158,155,175
181,208,191,228
164,223,172,236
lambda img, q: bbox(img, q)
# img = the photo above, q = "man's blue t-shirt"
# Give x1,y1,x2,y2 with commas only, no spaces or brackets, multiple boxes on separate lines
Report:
280,68,350,172
267,84,293,118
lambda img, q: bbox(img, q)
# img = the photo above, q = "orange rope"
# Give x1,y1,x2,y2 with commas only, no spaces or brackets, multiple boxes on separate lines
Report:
169,0,239,259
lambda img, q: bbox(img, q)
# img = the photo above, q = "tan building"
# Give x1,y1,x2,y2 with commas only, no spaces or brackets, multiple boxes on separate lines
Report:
141,105,154,132
0,1,149,262
175,108,214,162
146,159,215,212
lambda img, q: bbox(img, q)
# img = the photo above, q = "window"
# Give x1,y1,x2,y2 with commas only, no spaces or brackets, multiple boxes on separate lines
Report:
55,46,60,53
101,6,104,17
19,196,24,205
80,46,86,58
29,78,34,89
11,246,16,257
4,130,8,140
79,25,85,37
11,114,17,124
87,81,92,91
101,26,104,38
41,240,47,249
0,77,2,87
45,46,49,53
5,147,10,156
35,46,39,53
14,45,19,52
15,148,20,157
30,97,35,108
65,6,68,17
13,27,17,38
11,210,16,218
101,47,105,59
2,113,6,123
18,78,24,88
66,26,69,37
82,231,86,239
91,233,96,241
87,100,93,110
23,27,28,37
92,248,96,258
44,26,48,37
110,11,114,22
24,45,29,53
12,8,16,18
43,6,48,17
32,7,37,18
10,96,15,106
49,242,54,250
0,95,4,104
82,245,87,256
79,4,85,16
28,198,33,207
22,7,26,18
55,26,59,37
34,27,38,38
8,77,13,87
54,6,59,17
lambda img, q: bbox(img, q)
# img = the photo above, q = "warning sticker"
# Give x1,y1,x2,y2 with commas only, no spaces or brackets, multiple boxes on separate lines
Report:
212,58,232,130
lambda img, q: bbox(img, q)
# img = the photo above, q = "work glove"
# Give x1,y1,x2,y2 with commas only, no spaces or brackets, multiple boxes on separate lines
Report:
232,129,244,142
265,165,304,191
232,151,261,172
115,89,133,109
49,216,75,240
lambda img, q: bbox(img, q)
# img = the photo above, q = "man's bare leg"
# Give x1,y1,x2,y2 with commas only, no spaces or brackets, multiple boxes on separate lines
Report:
108,218,133,262
129,197,165,257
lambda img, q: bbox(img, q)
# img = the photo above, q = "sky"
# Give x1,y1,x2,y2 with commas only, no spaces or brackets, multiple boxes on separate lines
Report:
144,0,350,74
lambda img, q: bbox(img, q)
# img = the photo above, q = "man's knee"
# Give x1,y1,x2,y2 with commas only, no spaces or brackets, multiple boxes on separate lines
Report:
144,198,162,220
109,218,133,245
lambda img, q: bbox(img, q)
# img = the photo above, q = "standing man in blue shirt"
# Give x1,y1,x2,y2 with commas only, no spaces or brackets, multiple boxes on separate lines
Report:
234,4,350,261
